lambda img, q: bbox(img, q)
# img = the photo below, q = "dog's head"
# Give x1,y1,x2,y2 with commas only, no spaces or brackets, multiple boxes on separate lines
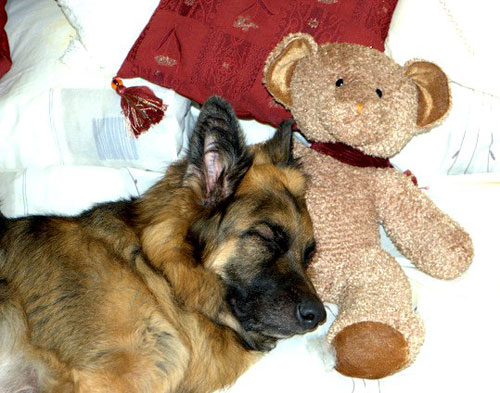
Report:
185,96,325,341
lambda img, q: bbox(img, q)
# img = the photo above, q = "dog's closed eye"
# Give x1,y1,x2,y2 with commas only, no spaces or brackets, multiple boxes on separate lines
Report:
243,221,290,255
302,241,316,267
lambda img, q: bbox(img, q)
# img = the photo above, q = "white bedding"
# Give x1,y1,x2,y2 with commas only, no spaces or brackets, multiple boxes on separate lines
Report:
1,0,499,392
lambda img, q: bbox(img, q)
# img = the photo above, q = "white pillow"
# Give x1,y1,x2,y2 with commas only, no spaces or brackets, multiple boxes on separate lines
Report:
0,166,163,218
391,83,500,184
1,0,193,172
385,0,500,97
56,0,160,74
385,0,500,178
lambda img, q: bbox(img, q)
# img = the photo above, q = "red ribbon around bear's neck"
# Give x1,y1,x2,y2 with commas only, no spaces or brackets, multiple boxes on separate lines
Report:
310,141,393,169
310,141,418,186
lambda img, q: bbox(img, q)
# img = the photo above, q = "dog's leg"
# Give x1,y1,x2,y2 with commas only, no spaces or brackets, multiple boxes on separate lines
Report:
133,251,274,353
73,354,185,393
0,278,39,393
179,312,263,393
131,234,223,316
139,194,241,321
139,215,270,352
70,301,261,393
72,321,191,393
0,278,74,393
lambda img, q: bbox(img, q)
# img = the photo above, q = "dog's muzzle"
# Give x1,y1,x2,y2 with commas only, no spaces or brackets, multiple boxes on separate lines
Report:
296,293,326,330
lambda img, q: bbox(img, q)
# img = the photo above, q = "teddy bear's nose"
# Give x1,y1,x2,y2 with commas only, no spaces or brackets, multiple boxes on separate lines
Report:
356,104,364,115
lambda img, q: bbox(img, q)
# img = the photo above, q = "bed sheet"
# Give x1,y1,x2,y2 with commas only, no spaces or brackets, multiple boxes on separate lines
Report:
1,164,498,393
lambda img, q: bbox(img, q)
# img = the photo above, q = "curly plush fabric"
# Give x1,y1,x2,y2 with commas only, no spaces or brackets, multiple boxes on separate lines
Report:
263,33,474,379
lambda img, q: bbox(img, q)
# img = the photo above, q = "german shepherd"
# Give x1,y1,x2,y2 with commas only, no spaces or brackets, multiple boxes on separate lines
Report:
0,96,325,393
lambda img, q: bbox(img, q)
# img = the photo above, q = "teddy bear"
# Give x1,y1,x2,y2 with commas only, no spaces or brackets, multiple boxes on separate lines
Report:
262,33,474,379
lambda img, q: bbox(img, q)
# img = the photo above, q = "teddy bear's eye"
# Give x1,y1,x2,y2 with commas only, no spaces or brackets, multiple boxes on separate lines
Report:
376,88,383,98
335,78,344,87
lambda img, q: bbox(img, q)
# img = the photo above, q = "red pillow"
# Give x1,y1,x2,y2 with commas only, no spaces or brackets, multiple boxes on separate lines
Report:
0,0,11,79
118,0,398,127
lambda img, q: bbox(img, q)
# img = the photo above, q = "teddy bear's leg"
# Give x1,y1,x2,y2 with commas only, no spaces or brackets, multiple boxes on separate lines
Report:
330,247,424,379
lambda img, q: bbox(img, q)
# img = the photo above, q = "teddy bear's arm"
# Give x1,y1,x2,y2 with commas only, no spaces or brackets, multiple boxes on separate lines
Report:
373,169,473,279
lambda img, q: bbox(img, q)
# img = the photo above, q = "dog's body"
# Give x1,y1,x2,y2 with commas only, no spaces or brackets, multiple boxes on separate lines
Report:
0,97,325,393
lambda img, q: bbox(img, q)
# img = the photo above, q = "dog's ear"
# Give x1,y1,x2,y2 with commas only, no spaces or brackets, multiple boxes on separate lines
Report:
185,96,252,207
257,119,297,167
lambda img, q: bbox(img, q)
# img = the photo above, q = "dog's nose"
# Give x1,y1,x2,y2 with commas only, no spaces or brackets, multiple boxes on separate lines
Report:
296,295,326,329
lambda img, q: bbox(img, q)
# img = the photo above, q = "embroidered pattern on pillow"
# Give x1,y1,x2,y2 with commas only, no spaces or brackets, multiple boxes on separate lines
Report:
118,0,398,127
0,0,12,79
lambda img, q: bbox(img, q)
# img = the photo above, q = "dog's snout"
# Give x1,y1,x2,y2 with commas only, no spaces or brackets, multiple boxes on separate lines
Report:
296,295,326,329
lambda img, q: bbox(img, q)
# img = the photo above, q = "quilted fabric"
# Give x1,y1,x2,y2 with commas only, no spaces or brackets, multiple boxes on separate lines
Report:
118,0,398,126
0,0,11,78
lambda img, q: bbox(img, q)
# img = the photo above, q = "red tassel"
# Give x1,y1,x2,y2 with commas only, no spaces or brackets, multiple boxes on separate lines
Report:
112,77,167,138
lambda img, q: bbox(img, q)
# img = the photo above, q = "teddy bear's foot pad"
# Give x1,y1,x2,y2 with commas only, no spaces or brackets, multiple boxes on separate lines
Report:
333,321,409,379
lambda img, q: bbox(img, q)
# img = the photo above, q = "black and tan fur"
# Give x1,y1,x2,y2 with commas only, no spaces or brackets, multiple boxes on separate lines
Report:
0,97,325,393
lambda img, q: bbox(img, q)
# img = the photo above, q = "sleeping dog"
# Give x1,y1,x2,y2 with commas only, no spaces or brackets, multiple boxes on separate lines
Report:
0,96,325,393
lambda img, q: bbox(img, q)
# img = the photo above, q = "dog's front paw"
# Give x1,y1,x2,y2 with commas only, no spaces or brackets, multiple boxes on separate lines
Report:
241,331,278,352
215,307,276,351
251,332,278,352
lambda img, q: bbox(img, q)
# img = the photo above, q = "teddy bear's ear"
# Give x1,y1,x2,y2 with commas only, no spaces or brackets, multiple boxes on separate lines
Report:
404,60,451,130
263,33,319,108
